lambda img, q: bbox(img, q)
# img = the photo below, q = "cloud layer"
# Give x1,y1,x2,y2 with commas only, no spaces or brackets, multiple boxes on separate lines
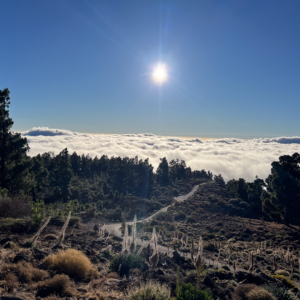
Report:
21,127,300,182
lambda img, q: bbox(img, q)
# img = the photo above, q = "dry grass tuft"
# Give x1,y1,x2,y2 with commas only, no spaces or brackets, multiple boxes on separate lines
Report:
106,272,119,279
16,261,49,283
43,249,95,279
129,281,171,300
35,274,77,296
4,272,19,292
233,284,258,300
247,288,276,300
275,269,290,276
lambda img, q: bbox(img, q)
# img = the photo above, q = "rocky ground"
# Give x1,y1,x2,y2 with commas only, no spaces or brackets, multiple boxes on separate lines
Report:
1,182,300,299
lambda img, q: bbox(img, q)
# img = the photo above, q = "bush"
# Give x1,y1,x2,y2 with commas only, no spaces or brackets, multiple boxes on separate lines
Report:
109,253,144,277
270,274,298,289
176,283,212,300
36,274,76,296
4,272,19,292
262,284,296,300
247,288,276,300
0,195,31,218
130,282,170,300
154,212,174,222
233,284,257,300
43,249,95,279
16,261,49,283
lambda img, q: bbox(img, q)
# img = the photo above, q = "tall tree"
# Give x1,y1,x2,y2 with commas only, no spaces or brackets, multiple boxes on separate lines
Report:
261,153,300,225
0,88,30,193
156,157,169,186
53,148,73,201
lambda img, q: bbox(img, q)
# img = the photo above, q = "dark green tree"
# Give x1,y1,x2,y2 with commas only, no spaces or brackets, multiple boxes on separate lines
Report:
0,88,30,193
53,148,73,201
261,153,300,225
156,157,169,186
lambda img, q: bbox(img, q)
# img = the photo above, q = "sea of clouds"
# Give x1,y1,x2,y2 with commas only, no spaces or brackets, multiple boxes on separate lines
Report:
21,127,300,182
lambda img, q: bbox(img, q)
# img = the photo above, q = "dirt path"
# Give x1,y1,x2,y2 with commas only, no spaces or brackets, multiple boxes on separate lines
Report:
104,184,201,237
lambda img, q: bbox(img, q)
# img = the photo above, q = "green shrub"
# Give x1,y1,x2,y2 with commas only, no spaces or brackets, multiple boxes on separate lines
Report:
175,283,212,300
262,284,296,300
109,253,144,277
270,274,298,289
130,282,170,300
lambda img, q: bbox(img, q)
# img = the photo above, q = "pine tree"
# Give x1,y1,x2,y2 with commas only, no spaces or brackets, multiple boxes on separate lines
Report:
0,88,30,193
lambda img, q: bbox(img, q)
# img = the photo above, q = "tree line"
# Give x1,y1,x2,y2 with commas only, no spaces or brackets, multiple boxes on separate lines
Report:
1,88,300,225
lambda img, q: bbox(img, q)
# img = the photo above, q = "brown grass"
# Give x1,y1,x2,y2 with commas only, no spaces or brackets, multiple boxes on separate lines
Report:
247,288,276,300
34,274,76,296
233,284,258,300
16,261,49,283
106,272,119,279
4,272,19,292
43,249,95,279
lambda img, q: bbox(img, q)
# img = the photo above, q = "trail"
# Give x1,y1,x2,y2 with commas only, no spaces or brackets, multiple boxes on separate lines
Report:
104,184,201,237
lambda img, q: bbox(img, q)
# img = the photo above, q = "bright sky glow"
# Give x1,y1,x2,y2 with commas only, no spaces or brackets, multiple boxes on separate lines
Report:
153,64,167,83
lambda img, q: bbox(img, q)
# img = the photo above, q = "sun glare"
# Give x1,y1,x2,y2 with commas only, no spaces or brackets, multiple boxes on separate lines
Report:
153,64,167,83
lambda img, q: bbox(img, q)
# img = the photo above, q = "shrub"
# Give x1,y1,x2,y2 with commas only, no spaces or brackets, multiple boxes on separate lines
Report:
233,284,257,300
43,249,94,279
154,212,174,222
247,288,276,300
109,253,144,277
130,282,171,300
4,272,19,292
16,261,49,283
262,284,296,300
270,274,298,289
175,283,212,300
36,274,76,296
0,195,31,218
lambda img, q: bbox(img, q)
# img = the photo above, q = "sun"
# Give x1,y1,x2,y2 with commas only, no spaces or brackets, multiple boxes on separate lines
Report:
153,63,167,83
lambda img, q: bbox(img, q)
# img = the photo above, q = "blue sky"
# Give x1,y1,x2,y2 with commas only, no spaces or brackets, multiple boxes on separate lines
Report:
1,0,300,138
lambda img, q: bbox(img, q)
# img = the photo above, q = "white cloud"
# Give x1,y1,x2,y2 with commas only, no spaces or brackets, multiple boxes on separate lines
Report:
21,127,300,182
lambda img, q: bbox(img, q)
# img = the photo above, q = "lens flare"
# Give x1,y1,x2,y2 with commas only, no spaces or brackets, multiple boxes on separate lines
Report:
153,63,167,83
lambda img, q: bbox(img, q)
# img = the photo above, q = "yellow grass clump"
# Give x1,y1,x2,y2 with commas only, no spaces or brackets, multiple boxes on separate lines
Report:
43,249,94,279
247,288,276,300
